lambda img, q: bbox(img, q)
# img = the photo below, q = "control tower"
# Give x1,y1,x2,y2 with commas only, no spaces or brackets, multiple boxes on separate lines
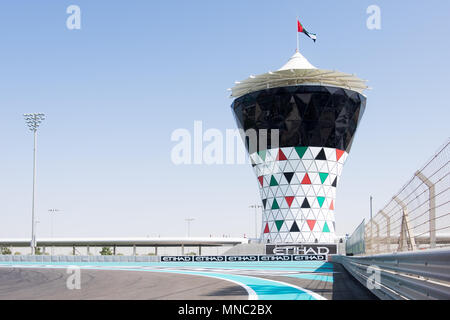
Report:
230,51,367,244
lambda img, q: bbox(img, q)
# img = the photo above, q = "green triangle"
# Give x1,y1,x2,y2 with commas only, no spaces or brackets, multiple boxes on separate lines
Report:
275,220,284,231
295,146,308,159
258,150,266,161
270,176,278,186
323,222,330,233
317,196,325,208
319,172,329,184
271,198,280,209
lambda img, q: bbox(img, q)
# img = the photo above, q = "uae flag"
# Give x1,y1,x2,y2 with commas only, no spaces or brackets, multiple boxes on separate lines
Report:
298,20,317,42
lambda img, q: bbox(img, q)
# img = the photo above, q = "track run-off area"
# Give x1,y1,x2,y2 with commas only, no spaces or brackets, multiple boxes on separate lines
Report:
0,261,377,300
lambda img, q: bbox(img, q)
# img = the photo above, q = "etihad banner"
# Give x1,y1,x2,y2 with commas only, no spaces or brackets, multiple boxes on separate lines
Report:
265,243,337,255
160,254,327,262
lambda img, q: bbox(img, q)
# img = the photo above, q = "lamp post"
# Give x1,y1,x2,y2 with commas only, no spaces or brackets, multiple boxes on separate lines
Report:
249,204,262,239
185,218,195,237
23,113,45,255
33,219,40,254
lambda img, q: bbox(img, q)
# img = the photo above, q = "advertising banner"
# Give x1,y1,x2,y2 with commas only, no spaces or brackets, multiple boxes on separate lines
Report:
265,243,337,255
160,254,328,262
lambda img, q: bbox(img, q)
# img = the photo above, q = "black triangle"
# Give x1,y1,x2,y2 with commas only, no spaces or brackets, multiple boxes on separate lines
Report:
301,198,310,209
283,172,294,183
290,221,300,232
315,148,326,160
262,199,267,209
332,177,337,187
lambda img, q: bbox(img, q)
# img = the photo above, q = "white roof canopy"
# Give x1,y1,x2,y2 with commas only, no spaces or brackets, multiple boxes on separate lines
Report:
279,51,316,70
230,51,368,98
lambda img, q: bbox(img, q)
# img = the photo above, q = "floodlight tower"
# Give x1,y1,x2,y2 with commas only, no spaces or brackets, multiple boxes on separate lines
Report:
23,113,46,255
230,51,368,245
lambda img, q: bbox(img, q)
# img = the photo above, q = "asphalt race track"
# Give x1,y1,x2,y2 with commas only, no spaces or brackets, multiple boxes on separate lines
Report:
0,261,377,300
0,267,247,300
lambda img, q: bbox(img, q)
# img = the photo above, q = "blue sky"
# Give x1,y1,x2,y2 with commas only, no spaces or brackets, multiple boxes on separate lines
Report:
0,0,449,239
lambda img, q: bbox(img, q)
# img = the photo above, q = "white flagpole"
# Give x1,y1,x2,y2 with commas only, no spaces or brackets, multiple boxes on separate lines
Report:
296,17,300,52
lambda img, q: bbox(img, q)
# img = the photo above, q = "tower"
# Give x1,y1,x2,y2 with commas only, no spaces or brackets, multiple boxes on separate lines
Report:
230,51,367,244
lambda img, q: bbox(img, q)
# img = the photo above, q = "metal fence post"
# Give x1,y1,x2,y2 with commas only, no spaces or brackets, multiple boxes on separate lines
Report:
394,196,417,251
373,220,380,254
415,170,436,249
380,210,391,253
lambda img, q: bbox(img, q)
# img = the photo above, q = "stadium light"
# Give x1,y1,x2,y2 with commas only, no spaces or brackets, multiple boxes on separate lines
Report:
23,113,46,255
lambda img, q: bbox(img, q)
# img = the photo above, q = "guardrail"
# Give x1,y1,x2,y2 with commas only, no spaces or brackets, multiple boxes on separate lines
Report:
332,248,450,300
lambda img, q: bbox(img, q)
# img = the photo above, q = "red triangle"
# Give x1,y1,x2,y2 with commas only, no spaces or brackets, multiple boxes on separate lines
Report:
276,149,287,161
285,196,295,208
263,223,270,234
336,149,345,161
330,200,334,210
307,220,316,231
301,173,311,185
258,176,264,187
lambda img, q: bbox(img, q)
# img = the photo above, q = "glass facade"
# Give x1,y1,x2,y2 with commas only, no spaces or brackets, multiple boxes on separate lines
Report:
231,85,366,153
